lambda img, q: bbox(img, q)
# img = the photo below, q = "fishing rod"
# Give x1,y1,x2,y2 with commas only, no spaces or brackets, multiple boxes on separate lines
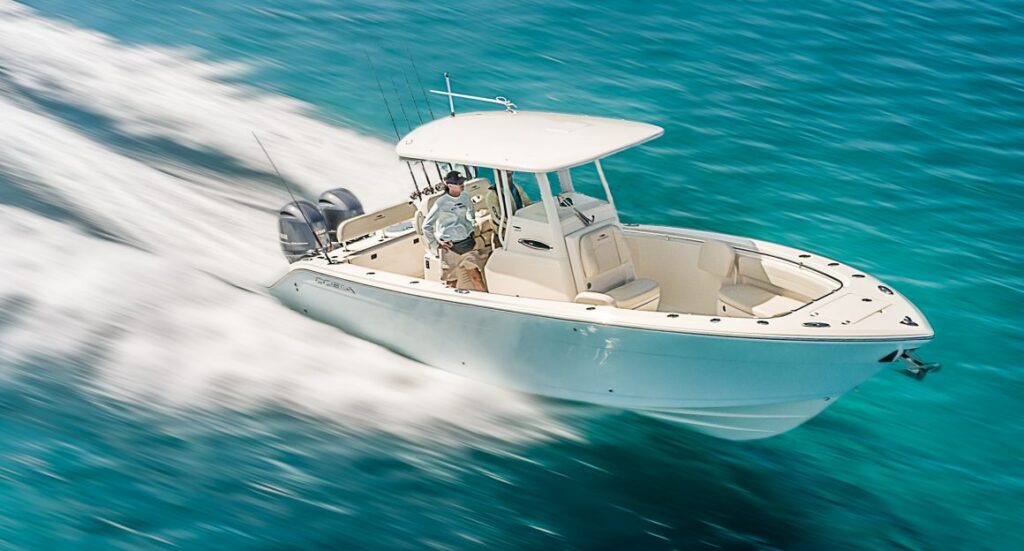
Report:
408,52,445,181
401,71,438,186
403,71,425,125
252,132,334,264
409,52,436,120
391,74,432,186
365,51,424,200
403,68,444,184
390,75,414,132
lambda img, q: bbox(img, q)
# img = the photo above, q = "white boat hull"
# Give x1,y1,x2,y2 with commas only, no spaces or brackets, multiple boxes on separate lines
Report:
271,269,926,440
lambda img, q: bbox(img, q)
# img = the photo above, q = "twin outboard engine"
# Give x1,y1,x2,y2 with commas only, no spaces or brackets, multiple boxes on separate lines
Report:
318,188,364,243
278,188,364,263
278,199,331,263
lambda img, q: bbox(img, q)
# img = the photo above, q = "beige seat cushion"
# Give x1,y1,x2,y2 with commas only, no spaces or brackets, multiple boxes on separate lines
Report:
606,277,661,311
698,240,737,278
719,283,803,318
579,226,634,292
575,225,660,310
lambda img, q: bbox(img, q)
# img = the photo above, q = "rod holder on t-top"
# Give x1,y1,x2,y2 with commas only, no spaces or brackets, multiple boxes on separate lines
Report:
431,72,517,116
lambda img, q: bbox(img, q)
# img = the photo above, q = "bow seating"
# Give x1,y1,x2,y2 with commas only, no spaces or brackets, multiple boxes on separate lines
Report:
698,240,805,318
573,225,660,310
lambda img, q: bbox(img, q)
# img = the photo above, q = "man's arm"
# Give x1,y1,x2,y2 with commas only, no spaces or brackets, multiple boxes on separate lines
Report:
422,202,441,252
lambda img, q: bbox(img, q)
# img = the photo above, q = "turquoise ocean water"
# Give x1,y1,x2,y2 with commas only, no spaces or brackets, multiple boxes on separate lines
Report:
1,0,1022,548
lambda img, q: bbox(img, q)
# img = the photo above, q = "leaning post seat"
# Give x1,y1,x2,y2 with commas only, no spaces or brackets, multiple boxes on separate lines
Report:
573,226,660,311
698,240,804,318
463,178,496,249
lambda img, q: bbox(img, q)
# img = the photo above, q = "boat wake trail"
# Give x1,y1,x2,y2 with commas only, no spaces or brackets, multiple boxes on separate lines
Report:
0,2,572,444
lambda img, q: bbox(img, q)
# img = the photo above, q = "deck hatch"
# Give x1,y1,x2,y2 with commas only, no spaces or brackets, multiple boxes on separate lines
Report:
808,293,890,325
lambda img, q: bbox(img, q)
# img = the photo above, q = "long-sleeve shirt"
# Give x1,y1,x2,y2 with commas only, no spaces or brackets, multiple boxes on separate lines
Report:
422,192,475,252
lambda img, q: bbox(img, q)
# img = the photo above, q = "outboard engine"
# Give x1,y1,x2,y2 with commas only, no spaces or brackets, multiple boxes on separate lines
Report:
279,199,330,263
318,188,364,243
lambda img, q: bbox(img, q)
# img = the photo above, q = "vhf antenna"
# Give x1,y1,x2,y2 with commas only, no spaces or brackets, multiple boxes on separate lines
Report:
252,132,334,264
444,71,455,116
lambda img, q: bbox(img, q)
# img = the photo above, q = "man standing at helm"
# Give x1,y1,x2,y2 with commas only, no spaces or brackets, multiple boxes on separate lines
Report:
423,170,486,291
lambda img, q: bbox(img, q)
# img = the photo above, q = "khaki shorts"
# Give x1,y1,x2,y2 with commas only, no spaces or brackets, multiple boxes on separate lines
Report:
440,247,482,284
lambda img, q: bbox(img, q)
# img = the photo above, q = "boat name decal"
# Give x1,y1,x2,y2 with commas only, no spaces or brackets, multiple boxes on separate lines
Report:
314,277,356,294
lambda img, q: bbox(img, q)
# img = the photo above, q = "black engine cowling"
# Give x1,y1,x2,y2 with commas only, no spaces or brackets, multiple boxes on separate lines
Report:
278,199,330,263
318,188,364,243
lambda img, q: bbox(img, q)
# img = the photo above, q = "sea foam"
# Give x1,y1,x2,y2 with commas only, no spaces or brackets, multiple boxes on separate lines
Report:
0,3,571,444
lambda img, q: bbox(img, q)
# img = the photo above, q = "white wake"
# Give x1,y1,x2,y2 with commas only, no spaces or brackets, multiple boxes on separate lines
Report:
0,2,572,443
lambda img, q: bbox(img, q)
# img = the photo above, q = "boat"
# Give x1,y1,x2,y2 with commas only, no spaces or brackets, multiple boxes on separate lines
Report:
269,80,939,440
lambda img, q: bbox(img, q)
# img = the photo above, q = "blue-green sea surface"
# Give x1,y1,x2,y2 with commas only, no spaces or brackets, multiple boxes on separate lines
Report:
1,0,1022,548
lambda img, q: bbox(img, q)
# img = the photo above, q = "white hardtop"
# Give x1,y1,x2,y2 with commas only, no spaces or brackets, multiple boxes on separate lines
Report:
396,110,664,172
